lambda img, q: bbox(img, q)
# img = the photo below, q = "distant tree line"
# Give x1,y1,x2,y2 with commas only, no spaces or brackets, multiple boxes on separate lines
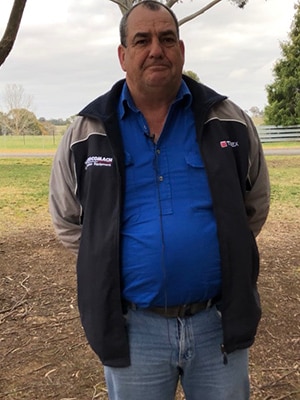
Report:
42,117,74,126
0,84,73,136
0,111,72,136
0,108,46,136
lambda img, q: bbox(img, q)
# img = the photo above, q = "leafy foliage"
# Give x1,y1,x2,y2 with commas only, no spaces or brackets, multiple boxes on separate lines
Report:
265,2,300,126
6,108,43,136
183,70,200,82
229,0,249,8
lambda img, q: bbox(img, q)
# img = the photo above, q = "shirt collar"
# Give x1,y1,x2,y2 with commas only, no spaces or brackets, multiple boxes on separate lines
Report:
118,79,192,119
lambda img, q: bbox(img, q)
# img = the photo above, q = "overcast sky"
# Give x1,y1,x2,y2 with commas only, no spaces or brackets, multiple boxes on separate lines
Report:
0,0,296,119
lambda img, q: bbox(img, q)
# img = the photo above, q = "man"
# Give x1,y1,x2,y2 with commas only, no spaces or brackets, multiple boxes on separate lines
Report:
49,1,270,399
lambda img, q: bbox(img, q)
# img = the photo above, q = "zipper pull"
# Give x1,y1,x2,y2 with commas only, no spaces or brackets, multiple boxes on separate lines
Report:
221,344,228,365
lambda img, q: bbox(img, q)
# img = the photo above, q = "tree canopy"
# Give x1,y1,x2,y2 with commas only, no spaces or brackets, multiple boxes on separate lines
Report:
264,2,300,126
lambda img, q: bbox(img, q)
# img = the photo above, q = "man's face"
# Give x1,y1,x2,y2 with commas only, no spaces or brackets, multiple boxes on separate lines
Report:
118,5,185,96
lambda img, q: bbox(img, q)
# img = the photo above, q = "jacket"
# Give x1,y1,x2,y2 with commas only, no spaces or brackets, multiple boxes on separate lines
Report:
49,75,270,367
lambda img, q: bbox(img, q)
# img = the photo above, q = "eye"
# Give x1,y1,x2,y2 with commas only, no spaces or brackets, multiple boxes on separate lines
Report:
161,36,177,47
133,37,149,47
136,39,147,45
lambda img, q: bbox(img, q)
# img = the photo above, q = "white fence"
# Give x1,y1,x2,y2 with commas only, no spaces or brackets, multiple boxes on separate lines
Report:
257,125,300,142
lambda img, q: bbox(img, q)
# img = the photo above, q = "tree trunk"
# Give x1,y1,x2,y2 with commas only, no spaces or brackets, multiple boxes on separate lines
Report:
0,0,27,67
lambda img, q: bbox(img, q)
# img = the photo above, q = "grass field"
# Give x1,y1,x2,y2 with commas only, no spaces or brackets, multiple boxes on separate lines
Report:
267,156,300,215
0,158,51,225
0,132,65,153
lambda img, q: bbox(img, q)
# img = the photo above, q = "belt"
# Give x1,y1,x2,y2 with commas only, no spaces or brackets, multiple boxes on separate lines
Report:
126,299,213,318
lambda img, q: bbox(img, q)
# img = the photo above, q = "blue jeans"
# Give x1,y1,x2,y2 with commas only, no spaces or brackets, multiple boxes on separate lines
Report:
104,306,250,400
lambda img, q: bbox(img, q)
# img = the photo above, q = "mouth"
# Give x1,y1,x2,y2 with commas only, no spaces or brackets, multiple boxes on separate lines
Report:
145,60,170,68
146,64,169,72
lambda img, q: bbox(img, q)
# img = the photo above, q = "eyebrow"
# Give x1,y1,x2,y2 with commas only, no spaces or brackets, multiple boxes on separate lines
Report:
132,32,149,42
132,29,178,42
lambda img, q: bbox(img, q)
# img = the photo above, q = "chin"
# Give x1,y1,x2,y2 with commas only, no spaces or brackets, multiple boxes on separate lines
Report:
146,75,172,87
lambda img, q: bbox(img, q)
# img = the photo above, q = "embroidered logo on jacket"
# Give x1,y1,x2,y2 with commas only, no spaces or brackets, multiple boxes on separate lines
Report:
220,140,239,148
85,156,113,169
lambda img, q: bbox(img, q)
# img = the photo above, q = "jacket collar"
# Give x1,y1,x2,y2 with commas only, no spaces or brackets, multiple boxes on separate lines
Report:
78,75,227,122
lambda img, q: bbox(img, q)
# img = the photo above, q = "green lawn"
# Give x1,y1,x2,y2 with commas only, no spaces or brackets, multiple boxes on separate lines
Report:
0,133,64,152
0,158,52,225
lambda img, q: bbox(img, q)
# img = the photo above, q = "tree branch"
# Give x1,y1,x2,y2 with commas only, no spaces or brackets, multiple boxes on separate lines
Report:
178,0,223,26
166,0,180,8
0,0,27,67
109,0,133,14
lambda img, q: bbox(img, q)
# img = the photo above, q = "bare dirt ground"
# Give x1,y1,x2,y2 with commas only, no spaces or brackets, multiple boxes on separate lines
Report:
0,214,299,399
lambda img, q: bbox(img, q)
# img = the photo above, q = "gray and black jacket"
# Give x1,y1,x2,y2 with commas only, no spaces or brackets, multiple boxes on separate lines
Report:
49,75,270,367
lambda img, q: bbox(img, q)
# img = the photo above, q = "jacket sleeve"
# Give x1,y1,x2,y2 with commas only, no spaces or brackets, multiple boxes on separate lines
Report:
244,114,270,237
49,122,82,253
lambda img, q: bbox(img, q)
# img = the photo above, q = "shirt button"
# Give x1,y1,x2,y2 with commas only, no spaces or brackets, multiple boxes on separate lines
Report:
159,176,164,182
156,149,160,155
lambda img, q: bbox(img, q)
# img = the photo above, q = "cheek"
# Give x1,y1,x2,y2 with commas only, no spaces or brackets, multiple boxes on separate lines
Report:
127,56,144,73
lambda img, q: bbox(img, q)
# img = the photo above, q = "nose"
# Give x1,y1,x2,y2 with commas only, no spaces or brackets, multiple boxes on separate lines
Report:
149,38,164,58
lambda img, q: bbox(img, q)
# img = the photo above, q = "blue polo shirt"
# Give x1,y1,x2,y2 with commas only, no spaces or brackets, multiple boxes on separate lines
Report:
118,81,221,308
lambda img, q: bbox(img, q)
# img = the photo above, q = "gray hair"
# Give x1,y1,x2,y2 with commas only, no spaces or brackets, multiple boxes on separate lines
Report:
119,1,180,47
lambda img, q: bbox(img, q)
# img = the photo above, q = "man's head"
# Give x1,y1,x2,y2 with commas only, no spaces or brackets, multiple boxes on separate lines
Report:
119,1,180,47
117,1,185,101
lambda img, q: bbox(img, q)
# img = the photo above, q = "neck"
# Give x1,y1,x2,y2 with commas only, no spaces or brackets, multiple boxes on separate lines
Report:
126,79,181,115
126,80,182,141
138,101,169,142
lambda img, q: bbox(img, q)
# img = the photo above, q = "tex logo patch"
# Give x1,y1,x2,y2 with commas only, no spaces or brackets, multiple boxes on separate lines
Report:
220,140,239,148
85,156,113,170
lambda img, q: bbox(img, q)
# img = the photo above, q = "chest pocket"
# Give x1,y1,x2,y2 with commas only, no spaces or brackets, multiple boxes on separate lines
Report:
185,151,204,168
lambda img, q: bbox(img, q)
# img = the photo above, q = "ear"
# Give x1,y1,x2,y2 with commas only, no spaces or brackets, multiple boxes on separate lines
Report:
118,45,127,72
